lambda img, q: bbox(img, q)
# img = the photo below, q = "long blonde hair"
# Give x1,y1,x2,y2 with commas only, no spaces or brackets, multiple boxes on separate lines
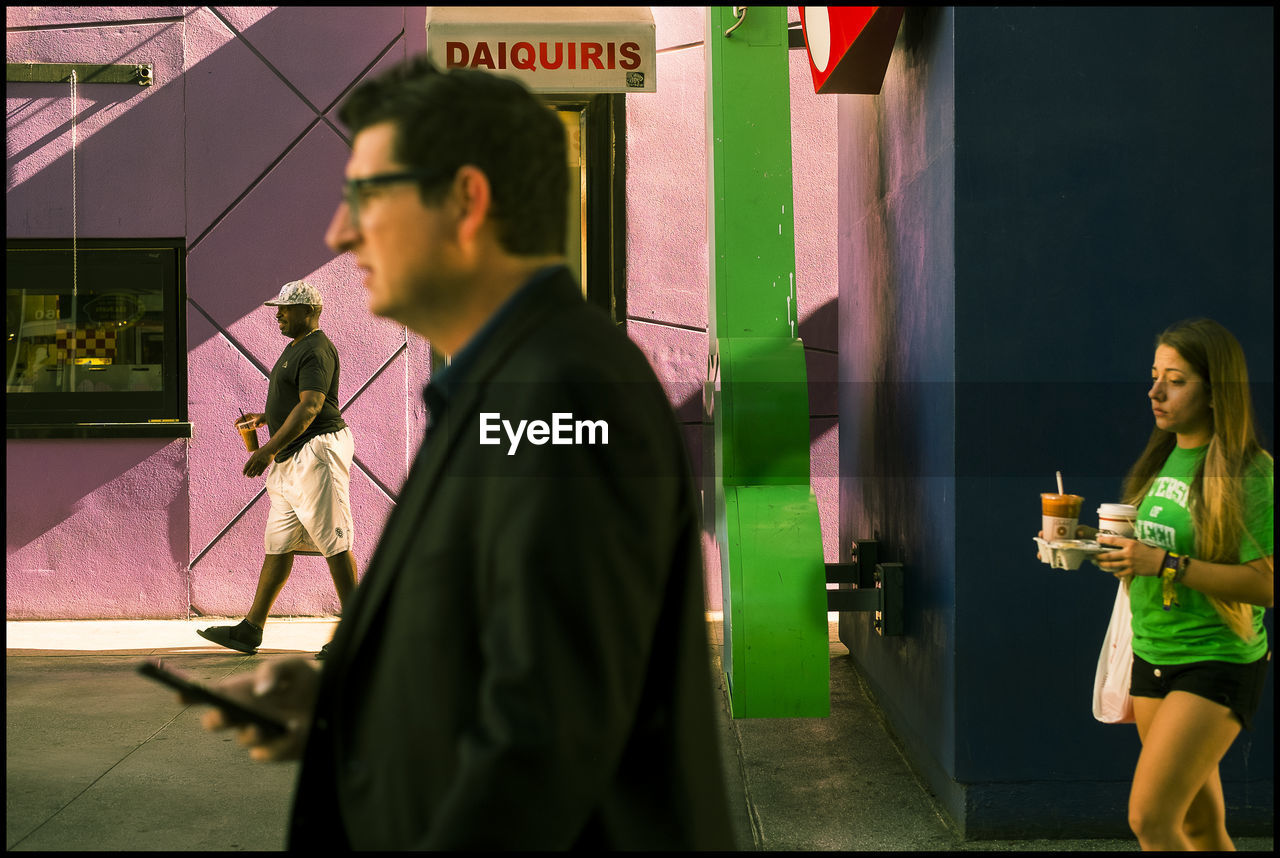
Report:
1122,319,1273,641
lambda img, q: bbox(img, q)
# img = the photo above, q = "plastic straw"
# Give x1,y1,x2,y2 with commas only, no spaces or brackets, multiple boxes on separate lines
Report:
1056,471,1064,495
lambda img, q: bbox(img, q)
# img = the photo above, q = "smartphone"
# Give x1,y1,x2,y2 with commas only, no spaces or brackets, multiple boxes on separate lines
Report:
137,659,288,737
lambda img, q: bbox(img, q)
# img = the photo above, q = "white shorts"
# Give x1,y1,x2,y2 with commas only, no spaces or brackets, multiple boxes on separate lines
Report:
264,427,355,558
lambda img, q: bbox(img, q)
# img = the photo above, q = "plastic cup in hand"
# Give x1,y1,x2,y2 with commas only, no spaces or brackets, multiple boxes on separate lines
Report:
1041,493,1084,543
237,418,259,452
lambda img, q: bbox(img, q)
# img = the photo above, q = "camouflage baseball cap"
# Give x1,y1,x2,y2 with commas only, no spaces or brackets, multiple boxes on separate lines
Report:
264,280,323,307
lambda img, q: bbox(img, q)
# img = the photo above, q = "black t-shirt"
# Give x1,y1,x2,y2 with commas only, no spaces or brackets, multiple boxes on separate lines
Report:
265,329,347,462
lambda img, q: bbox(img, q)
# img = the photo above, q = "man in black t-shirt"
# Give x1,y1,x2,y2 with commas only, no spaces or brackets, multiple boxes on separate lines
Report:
198,280,357,659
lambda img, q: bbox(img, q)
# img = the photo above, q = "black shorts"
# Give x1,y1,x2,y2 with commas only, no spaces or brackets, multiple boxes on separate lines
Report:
1130,651,1272,731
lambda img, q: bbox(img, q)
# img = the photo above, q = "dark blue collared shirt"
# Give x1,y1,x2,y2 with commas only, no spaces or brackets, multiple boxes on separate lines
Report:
421,264,568,434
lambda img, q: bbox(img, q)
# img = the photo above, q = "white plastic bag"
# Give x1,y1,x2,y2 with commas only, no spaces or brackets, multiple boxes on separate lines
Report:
1092,579,1135,724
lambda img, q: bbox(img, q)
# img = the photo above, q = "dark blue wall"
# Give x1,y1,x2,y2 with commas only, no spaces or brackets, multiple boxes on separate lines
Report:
837,0,960,825
838,6,1273,838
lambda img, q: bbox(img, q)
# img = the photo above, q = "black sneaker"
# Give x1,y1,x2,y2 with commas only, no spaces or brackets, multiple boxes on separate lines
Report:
197,619,263,654
315,643,331,661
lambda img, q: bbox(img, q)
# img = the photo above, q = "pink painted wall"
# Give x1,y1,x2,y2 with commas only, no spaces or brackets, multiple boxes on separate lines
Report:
6,6,836,619
8,8,192,618
7,6,428,619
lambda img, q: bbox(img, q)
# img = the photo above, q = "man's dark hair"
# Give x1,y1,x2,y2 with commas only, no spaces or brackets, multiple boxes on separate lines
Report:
338,56,568,256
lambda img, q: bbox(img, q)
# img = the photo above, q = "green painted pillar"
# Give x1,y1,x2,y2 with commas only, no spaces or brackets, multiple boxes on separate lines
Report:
706,6,829,718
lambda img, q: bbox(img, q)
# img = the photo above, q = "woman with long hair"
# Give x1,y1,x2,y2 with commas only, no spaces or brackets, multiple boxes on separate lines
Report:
1088,318,1273,850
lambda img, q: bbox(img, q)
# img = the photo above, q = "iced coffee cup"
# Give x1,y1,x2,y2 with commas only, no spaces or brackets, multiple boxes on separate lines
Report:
1041,493,1084,543
237,418,259,452
1097,503,1138,538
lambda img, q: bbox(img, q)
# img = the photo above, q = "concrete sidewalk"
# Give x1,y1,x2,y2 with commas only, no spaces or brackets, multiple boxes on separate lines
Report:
6,618,334,851
6,619,1273,851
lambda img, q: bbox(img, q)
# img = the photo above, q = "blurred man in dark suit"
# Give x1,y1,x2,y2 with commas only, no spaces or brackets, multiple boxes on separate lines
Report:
197,57,733,850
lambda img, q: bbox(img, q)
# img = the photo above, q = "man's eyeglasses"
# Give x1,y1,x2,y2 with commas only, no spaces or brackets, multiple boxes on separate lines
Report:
340,169,450,229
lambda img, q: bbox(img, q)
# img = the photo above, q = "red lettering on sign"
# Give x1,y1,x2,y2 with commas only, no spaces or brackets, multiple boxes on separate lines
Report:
472,41,494,70
511,42,536,71
444,39,645,76
619,42,641,71
446,42,469,68
540,41,563,69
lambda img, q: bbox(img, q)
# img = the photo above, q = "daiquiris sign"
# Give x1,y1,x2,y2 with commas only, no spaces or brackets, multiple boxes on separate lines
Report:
443,40,646,77
425,7,656,94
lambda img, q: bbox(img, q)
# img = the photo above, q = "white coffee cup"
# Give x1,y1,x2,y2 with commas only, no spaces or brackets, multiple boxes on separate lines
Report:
1097,503,1138,538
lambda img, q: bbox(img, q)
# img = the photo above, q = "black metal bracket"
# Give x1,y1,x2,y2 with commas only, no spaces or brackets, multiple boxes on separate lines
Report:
825,539,904,636
7,63,154,86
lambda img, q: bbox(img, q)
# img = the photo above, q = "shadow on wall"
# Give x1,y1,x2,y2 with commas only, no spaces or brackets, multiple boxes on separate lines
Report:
798,297,839,421
676,297,839,483
676,297,839,420
5,438,187,559
7,89,118,176
5,7,402,355
6,16,183,234
179,6,410,366
6,9,412,619
9,5,838,565
10,4,838,417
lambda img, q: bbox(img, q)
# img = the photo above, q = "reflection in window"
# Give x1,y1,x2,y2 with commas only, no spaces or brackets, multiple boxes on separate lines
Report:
8,286,165,394
6,240,185,427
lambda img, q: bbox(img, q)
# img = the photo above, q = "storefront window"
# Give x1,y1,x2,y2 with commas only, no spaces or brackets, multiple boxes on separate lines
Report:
6,239,188,435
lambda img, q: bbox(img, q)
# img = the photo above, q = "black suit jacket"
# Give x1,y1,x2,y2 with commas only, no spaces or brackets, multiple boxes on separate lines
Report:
288,268,734,849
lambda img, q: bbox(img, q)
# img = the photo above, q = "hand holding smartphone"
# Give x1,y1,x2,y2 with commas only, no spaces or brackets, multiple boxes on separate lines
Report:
137,659,288,737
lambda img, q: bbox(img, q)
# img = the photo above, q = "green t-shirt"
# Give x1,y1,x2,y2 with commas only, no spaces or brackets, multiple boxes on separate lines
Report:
1130,444,1273,664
